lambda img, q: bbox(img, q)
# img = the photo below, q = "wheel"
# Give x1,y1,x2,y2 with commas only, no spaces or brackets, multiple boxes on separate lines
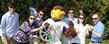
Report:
39,23,59,42
39,28,53,42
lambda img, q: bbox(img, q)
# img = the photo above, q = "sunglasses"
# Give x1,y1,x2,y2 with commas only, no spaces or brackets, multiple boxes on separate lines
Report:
10,6,15,9
92,18,98,20
79,17,84,19
30,18,35,20
39,14,44,15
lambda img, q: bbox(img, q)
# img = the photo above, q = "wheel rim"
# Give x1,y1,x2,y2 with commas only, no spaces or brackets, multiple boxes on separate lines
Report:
40,28,52,42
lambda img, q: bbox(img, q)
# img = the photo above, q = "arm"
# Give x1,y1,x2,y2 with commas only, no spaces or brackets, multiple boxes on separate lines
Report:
84,24,89,36
92,31,101,37
92,26,104,38
0,15,8,44
0,15,6,35
15,13,19,30
88,25,104,38
31,28,39,32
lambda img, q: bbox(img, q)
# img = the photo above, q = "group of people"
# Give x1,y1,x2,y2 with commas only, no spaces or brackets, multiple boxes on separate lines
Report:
0,2,105,44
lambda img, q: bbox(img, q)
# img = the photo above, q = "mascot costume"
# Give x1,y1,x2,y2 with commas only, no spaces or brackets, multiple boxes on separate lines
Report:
39,5,77,44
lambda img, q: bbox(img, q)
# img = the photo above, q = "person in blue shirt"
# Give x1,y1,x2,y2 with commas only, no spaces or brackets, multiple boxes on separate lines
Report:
63,9,78,44
87,13,105,44
34,10,44,28
64,9,78,24
33,10,44,44
0,2,19,44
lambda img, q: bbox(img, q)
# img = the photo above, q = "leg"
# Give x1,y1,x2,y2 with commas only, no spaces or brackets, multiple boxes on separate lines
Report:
6,37,16,44
33,37,39,44
1,35,8,44
63,37,70,44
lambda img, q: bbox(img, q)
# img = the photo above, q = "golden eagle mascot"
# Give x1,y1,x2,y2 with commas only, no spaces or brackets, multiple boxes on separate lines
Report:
39,5,77,44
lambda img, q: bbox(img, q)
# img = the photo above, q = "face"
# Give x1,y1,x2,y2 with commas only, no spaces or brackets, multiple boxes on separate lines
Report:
68,10,74,18
78,15,84,23
79,10,83,15
8,6,15,13
38,11,44,19
29,16,35,25
92,14,99,24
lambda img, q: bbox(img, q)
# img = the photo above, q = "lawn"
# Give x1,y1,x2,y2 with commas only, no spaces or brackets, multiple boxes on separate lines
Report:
0,38,3,44
0,38,109,44
86,39,109,44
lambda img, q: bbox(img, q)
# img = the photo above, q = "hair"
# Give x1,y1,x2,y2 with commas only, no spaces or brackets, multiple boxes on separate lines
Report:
77,15,85,25
8,2,16,8
92,12,99,18
37,10,44,13
67,9,74,14
5,2,16,12
37,10,44,16
53,5,64,11
65,9,74,17
27,15,35,26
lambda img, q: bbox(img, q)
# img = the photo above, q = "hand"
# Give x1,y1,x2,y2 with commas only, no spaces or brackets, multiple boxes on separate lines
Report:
85,24,90,28
87,24,93,32
39,25,46,29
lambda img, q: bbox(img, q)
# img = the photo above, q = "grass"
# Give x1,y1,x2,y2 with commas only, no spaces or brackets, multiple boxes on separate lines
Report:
86,39,109,44
0,38,109,44
0,38,3,44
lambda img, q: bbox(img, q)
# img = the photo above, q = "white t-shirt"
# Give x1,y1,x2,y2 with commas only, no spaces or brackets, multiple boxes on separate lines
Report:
71,23,88,44
42,18,69,44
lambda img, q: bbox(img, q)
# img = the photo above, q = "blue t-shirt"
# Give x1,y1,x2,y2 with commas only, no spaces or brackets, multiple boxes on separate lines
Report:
33,18,43,35
91,21,105,42
0,12,19,38
63,18,78,24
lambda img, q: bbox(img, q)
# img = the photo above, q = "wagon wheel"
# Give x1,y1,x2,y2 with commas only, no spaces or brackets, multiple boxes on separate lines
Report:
39,28,53,42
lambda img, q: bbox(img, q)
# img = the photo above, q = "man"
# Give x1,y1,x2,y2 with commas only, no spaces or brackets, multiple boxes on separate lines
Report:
0,2,19,44
87,13,105,44
34,10,44,28
33,10,44,44
63,9,78,44
64,9,78,24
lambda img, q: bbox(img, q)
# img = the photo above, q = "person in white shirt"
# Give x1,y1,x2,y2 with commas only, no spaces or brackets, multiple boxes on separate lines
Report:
71,15,89,44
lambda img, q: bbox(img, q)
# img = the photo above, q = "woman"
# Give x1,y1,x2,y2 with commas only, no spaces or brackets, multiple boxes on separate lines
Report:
14,15,36,44
71,15,88,44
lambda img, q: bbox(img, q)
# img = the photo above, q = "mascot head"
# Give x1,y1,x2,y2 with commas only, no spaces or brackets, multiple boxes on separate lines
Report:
51,5,65,21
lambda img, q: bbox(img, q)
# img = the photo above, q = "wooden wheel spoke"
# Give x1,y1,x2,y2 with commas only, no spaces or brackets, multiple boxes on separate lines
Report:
42,31,46,34
43,34,46,36
45,35,48,40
